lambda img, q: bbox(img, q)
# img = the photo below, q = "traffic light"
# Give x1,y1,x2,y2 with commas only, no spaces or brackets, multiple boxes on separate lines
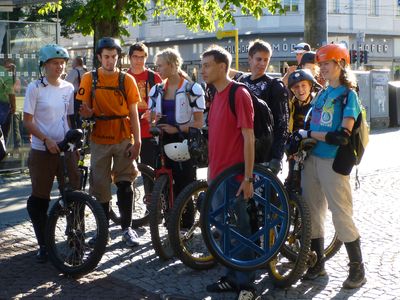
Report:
361,50,368,64
350,50,358,64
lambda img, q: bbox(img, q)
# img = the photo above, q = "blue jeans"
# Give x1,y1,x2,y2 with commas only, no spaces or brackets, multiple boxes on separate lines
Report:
212,181,256,290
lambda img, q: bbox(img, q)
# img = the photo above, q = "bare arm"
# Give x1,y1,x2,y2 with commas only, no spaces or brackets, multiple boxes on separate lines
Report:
236,127,255,199
23,112,59,153
128,102,141,160
310,117,355,141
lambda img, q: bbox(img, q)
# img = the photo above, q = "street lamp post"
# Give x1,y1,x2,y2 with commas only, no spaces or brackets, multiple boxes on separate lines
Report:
216,29,239,70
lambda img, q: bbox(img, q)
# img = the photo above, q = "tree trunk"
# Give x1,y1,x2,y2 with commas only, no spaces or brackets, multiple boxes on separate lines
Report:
304,0,328,49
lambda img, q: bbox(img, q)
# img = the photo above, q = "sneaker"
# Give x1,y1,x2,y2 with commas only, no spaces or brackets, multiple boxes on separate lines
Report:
303,260,327,280
88,232,111,248
342,262,367,289
122,227,140,247
206,276,237,293
36,245,47,263
237,289,258,300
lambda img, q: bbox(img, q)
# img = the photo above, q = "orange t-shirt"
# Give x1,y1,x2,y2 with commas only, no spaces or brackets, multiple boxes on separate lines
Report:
76,68,141,144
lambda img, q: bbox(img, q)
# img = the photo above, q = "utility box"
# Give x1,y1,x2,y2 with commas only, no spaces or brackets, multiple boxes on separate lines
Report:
354,71,371,124
388,81,400,127
370,69,390,128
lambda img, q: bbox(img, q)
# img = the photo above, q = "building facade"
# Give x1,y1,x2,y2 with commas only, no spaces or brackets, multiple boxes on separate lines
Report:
116,0,400,79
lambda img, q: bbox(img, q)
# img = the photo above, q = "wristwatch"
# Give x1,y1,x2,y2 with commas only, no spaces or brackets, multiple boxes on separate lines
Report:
244,177,254,183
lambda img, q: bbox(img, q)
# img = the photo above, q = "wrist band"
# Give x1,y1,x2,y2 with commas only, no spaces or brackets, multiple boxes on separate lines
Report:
307,130,312,138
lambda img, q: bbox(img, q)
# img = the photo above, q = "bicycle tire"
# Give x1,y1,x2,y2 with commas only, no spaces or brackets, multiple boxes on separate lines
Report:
46,191,108,277
280,195,343,263
149,174,174,260
109,163,155,228
266,194,311,288
168,180,216,270
201,163,290,271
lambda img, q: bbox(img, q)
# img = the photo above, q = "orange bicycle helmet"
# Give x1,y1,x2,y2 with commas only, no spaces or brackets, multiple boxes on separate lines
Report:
316,44,350,65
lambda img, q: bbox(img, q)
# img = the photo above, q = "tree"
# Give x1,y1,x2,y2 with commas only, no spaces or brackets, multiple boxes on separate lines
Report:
39,0,284,40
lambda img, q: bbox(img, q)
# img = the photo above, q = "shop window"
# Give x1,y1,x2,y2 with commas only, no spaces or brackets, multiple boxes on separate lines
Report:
282,0,299,13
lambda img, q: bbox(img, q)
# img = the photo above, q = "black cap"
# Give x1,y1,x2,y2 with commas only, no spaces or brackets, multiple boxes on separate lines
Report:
299,51,316,66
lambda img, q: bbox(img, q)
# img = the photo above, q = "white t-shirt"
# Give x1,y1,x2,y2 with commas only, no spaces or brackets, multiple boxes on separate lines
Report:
24,77,74,151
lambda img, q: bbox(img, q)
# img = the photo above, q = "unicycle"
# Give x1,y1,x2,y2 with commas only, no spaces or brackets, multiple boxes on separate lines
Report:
201,163,290,271
45,129,108,277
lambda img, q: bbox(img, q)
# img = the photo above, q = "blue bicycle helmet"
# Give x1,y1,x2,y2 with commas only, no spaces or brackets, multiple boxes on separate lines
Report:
96,37,122,55
288,69,316,89
39,44,69,66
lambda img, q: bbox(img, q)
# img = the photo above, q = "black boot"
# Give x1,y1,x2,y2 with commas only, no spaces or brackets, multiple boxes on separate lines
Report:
27,195,49,262
303,238,326,280
343,238,367,289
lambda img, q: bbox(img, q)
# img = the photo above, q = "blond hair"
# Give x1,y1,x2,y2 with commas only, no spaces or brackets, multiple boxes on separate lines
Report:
155,48,191,81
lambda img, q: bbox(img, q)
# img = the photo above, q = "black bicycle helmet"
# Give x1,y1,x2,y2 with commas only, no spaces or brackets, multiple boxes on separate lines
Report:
96,37,122,55
299,51,316,67
288,69,316,89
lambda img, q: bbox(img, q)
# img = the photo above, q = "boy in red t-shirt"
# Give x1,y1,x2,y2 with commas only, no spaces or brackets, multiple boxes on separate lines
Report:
127,42,162,167
201,45,257,300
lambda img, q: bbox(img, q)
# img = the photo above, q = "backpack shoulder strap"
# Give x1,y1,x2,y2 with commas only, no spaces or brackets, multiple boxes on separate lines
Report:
118,71,127,101
229,82,248,118
76,68,81,85
145,69,156,101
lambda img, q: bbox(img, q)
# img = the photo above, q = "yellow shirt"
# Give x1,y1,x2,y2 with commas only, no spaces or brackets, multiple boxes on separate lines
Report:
77,68,141,144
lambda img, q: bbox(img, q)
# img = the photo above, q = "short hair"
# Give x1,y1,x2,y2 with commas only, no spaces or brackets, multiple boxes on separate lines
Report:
201,45,232,72
248,39,272,57
74,56,84,66
129,42,148,57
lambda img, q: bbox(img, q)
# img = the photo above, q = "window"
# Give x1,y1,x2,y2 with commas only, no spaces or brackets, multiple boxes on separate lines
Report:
329,0,340,14
369,0,379,16
282,0,299,12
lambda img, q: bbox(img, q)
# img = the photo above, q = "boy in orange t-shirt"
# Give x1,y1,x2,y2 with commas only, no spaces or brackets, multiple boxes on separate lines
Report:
78,37,142,247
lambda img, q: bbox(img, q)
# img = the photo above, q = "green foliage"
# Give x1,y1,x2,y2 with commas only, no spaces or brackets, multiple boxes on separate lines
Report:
39,0,284,38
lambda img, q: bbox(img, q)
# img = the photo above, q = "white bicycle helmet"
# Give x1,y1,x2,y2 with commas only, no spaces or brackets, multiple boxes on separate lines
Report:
164,140,191,162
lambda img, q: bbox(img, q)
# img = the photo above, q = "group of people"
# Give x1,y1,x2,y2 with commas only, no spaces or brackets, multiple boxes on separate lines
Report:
23,36,366,300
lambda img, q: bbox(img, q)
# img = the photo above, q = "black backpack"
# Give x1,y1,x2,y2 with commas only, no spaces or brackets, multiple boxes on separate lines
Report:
228,82,274,163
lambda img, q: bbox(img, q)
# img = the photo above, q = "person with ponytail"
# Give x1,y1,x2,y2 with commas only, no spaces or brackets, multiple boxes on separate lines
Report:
148,48,205,205
23,44,80,262
295,44,366,289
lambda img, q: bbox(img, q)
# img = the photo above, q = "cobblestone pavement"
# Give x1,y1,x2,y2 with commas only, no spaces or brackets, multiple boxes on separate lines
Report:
1,128,400,300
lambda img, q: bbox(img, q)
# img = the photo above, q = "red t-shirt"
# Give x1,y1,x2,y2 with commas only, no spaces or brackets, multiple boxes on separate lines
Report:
208,82,254,180
127,69,162,138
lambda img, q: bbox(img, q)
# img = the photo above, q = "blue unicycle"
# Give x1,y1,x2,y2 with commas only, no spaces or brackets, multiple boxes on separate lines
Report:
201,163,290,271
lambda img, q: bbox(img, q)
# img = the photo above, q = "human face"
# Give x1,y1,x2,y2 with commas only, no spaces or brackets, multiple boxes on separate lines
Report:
248,51,270,79
291,80,312,104
296,52,304,64
318,60,341,82
44,58,66,79
155,56,175,80
200,55,226,85
98,48,119,72
129,50,147,72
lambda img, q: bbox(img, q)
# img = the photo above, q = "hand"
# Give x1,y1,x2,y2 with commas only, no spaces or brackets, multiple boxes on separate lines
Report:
236,180,254,200
126,142,140,160
158,124,179,135
267,158,281,175
298,129,309,139
287,65,297,75
44,138,60,154
141,110,150,121
79,103,93,118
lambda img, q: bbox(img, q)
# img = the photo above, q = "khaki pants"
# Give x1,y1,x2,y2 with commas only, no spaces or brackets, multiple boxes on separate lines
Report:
89,139,138,203
301,155,360,243
28,149,80,199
